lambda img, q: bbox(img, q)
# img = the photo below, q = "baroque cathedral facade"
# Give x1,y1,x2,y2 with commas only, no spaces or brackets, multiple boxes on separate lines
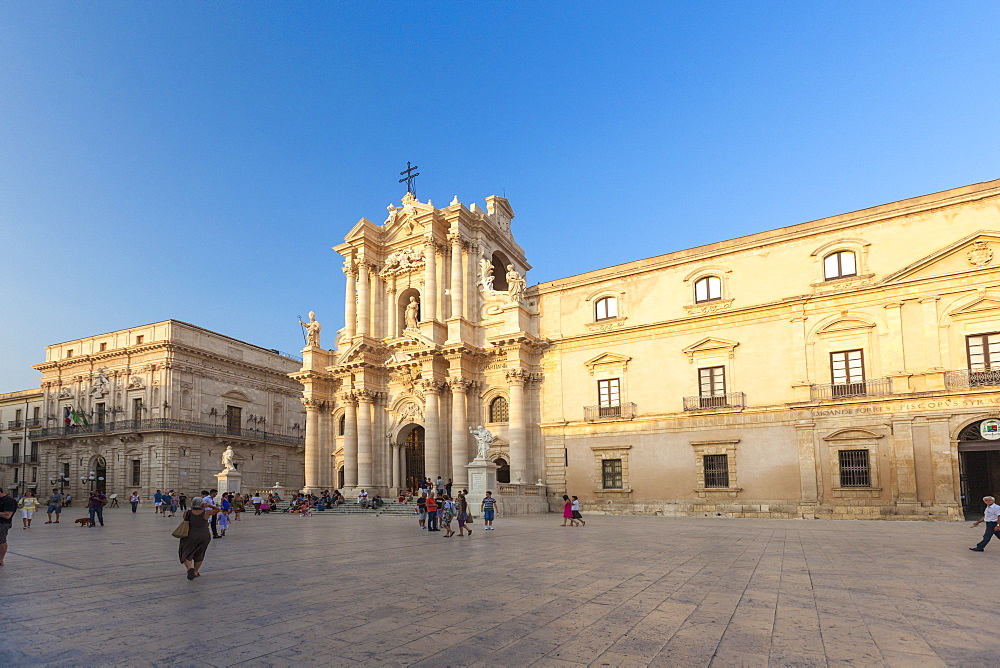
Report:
297,179,1000,520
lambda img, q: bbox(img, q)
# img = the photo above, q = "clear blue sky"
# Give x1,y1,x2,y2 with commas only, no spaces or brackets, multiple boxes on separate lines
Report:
2,2,998,390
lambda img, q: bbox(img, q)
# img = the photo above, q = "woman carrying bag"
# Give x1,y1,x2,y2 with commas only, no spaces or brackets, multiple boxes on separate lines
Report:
176,497,218,580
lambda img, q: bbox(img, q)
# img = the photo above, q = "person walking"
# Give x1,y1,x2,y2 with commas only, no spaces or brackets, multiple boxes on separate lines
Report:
87,490,107,527
129,491,140,513
233,493,244,521
0,487,18,566
425,494,439,531
178,497,218,580
417,493,427,529
251,493,263,515
441,496,455,537
561,495,576,527
178,493,188,512
970,495,1000,551
456,493,472,536
45,488,64,523
202,490,221,538
218,494,231,537
571,495,586,526
154,489,164,516
18,490,39,529
481,491,497,530
167,491,179,517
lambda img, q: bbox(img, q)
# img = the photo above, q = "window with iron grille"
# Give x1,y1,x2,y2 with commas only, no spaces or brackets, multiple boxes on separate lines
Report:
698,366,727,408
838,449,871,487
489,396,509,423
598,379,621,417
703,454,729,488
830,349,865,397
601,459,623,489
131,459,141,487
823,251,857,280
967,333,1000,386
595,296,618,321
338,414,346,436
694,276,722,303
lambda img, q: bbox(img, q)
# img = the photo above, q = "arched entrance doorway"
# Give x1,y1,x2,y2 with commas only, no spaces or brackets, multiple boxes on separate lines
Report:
959,419,1000,517
403,425,425,491
494,457,511,484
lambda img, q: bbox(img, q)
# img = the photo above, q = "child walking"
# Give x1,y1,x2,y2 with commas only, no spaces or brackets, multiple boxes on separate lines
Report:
571,495,585,526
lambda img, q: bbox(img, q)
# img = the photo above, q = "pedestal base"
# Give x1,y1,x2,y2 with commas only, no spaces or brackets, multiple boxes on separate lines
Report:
465,459,498,515
215,470,243,495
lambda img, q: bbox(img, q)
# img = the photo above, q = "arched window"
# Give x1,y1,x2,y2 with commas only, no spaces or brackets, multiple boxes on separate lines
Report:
694,276,722,303
489,396,509,423
824,251,857,280
338,414,346,436
595,296,618,321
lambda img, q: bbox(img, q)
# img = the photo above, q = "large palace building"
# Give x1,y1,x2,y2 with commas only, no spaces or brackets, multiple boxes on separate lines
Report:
297,179,1000,520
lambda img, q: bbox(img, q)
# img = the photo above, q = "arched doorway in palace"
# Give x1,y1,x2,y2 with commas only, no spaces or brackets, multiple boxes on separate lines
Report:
959,419,1000,517
402,425,425,491
494,457,511,484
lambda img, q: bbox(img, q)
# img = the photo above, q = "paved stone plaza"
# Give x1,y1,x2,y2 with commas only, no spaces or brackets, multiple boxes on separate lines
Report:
1,508,997,667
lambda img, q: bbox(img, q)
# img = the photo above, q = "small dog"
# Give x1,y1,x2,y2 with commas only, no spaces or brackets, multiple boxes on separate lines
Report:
74,517,91,527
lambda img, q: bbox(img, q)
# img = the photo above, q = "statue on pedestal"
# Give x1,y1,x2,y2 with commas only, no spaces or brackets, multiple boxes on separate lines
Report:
506,265,526,304
221,445,236,472
405,296,420,329
469,425,494,460
301,311,322,347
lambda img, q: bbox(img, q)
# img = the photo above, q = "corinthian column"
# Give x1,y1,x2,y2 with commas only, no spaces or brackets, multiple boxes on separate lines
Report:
423,380,441,480
303,398,322,492
343,392,358,488
357,263,370,338
450,234,464,319
449,378,470,490
357,390,373,488
424,239,437,321
507,369,527,484
343,260,356,341
391,443,401,490
387,284,398,337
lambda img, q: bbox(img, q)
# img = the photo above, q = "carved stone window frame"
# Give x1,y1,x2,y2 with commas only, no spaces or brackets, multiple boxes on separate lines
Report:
590,444,632,497
691,439,741,498
823,428,884,498
683,266,734,314
584,288,627,331
809,238,874,292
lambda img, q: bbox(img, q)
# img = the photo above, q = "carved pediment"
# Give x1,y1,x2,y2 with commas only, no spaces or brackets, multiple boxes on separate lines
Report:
824,428,885,441
818,318,875,334
343,217,382,243
583,352,632,376
950,296,1000,317
882,232,1000,284
682,337,739,363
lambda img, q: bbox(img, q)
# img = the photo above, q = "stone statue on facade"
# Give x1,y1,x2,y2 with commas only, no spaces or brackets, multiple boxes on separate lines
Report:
405,296,420,329
301,311,321,347
221,445,236,472
90,368,110,398
469,425,494,460
506,265,526,304
479,257,495,292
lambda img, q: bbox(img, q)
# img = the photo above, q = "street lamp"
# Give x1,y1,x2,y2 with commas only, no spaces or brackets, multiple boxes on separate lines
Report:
48,474,70,492
80,471,104,492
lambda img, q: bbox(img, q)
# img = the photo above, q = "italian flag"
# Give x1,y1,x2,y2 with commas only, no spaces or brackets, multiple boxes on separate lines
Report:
64,407,71,426
69,408,89,426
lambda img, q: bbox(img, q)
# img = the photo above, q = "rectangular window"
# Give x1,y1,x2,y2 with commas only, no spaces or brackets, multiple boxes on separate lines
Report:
831,349,865,396
30,442,37,461
132,398,144,422
838,449,871,487
32,407,40,421
131,459,141,487
13,468,17,483
968,333,1000,386
66,349,73,358
12,442,19,460
703,454,729,488
601,459,623,489
15,409,22,422
63,462,70,480
99,342,107,351
597,379,621,417
31,467,37,483
135,335,144,344
96,403,106,425
226,405,242,435
698,366,726,407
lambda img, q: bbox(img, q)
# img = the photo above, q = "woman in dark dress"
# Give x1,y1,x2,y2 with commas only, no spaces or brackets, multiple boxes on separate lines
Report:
179,497,218,580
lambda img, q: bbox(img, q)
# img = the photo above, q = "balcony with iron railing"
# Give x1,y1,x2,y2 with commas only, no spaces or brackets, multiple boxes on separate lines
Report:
945,368,1000,390
584,402,637,422
810,377,892,401
33,418,304,446
683,392,746,411
0,455,39,464
6,420,23,430
26,418,42,428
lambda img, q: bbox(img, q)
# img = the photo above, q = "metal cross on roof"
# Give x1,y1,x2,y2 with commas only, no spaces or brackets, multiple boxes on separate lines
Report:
399,161,420,196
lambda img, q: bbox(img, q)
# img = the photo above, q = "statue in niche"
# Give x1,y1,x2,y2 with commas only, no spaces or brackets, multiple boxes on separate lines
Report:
301,311,322,347
221,445,236,472
469,425,494,460
506,265,526,304
404,296,420,329
90,368,110,398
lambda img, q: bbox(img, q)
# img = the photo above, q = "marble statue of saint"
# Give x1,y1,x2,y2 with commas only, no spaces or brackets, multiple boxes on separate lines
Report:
506,265,526,304
469,425,494,460
404,296,420,329
221,445,236,472
90,368,110,398
301,311,322,347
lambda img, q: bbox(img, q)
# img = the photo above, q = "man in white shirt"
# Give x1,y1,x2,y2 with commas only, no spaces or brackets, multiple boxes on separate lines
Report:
202,489,221,539
970,495,1000,551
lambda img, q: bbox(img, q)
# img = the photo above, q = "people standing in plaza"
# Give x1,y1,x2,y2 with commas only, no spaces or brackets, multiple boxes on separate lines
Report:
202,490,221,538
154,489,164,516
0,487,18,565
251,493,263,515
45,488,64,523
436,477,445,495
481,491,497,530
561,495,576,527
129,491,140,513
417,493,427,529
446,479,453,496
425,493,439,531
571,496,586,526
218,494,231,537
970,495,1000,551
87,489,107,527
18,490,39,529
178,496,218,580
456,493,472,536
441,495,455,537
233,493,244,520
168,491,179,517
178,493,187,511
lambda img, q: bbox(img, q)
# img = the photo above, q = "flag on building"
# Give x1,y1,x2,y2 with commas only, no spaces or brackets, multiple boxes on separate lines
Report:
64,406,71,426
69,408,89,426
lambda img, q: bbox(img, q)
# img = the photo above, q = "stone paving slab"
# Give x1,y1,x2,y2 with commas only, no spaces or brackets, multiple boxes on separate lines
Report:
1,509,998,666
